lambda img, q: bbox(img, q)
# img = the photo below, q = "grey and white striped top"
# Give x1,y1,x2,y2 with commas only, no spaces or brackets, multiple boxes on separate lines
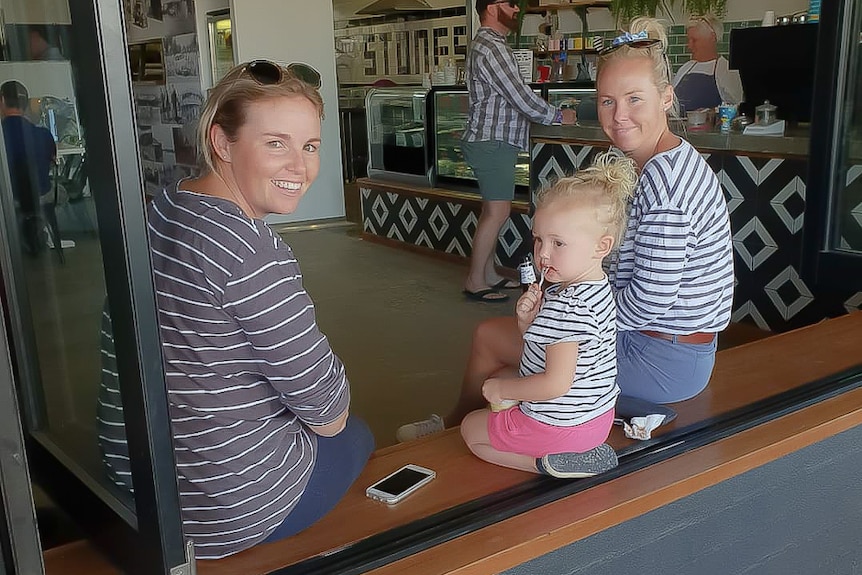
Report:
147,188,350,559
519,278,619,427
97,301,134,496
609,139,734,334
463,27,557,151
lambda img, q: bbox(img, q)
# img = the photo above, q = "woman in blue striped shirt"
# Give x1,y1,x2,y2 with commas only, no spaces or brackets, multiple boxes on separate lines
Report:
398,18,733,444
596,18,734,404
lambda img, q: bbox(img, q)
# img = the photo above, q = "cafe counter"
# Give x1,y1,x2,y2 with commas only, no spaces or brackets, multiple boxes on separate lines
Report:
530,122,811,158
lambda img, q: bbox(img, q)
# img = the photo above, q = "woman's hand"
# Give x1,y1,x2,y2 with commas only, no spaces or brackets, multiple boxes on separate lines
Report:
516,283,543,333
561,109,577,125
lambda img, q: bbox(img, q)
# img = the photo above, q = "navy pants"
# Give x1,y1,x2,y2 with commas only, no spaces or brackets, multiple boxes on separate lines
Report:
263,416,375,543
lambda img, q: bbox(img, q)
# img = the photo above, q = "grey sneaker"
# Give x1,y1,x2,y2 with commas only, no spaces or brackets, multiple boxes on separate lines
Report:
540,444,619,478
396,414,445,442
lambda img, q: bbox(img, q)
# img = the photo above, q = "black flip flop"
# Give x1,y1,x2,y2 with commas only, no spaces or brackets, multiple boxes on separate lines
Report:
462,288,509,303
491,278,521,290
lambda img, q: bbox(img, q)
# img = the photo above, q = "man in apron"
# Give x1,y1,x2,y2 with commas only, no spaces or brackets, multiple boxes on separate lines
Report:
672,15,743,115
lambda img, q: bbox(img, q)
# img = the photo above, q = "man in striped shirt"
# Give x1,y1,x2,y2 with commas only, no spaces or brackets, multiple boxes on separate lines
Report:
461,0,576,303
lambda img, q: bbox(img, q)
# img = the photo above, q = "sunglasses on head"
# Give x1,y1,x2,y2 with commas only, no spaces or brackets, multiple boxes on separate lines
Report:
598,31,661,56
242,60,322,88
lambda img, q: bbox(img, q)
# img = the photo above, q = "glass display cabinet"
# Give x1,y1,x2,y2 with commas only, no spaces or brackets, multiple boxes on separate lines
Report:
365,87,432,187
430,86,538,192
429,85,595,193
546,84,598,124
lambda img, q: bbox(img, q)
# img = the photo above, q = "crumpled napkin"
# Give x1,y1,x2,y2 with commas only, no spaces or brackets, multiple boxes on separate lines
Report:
622,414,667,440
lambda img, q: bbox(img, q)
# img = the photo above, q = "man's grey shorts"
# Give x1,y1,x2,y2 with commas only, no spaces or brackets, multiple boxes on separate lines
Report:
462,139,521,202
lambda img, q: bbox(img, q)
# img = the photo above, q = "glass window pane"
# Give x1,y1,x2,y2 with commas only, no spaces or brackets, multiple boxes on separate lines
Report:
0,5,135,519
834,9,862,254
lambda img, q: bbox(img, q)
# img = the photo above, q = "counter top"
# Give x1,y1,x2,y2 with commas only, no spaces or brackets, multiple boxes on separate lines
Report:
531,122,811,158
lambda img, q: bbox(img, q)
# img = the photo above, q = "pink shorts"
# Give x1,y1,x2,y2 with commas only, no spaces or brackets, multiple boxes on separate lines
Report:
487,406,615,458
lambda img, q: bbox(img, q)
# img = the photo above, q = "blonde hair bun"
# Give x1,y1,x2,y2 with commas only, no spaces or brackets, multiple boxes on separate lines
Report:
535,150,638,245
628,17,669,52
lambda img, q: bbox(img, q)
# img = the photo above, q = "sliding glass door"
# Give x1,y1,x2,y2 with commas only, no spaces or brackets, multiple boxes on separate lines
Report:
0,0,187,573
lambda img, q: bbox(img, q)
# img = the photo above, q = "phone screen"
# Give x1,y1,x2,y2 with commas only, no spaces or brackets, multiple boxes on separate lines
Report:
373,467,430,496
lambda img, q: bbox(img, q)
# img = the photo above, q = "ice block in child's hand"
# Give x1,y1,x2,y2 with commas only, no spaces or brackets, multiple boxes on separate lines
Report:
490,399,520,412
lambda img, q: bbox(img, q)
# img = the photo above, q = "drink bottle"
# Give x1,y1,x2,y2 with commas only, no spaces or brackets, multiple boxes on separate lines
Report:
518,256,536,292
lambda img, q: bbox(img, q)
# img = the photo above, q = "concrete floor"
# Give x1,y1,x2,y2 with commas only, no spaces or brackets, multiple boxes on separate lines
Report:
278,222,507,448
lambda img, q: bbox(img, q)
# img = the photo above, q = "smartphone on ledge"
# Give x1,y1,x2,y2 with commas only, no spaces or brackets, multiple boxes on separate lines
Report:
365,464,435,504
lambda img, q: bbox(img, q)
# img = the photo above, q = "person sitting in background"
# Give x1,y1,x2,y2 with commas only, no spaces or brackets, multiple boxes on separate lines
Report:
29,25,64,60
1,80,56,256
146,60,374,559
672,15,743,113
460,152,636,478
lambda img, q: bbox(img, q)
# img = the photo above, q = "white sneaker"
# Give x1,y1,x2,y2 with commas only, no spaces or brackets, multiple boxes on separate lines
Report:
396,414,445,442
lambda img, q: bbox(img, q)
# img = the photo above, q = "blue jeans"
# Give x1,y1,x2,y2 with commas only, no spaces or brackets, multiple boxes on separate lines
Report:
263,416,374,542
616,330,717,404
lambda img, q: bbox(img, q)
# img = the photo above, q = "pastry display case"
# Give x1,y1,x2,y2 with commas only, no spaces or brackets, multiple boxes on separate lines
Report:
546,84,599,124
428,84,596,193
363,83,598,191
365,87,433,187
429,86,535,193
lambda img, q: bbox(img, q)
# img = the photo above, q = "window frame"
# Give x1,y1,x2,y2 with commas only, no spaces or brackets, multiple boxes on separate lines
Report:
3,1,862,573
803,0,862,291
0,296,42,575
0,0,189,573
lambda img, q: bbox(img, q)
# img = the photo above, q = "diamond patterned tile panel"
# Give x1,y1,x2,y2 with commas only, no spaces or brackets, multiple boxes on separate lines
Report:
360,186,530,269
361,148,862,333
841,163,862,251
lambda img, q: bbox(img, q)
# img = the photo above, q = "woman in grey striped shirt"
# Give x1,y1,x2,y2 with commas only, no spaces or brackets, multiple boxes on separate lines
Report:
399,18,733,443
144,61,373,559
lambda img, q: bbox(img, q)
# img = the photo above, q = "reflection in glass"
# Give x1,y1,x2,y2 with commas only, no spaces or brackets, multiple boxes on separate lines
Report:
834,6,862,255
0,40,134,517
208,13,234,85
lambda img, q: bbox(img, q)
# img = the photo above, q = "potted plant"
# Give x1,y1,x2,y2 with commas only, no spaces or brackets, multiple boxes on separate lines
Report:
610,0,727,22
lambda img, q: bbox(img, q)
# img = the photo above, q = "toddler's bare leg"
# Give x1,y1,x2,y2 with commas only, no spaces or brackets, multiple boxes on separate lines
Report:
460,409,539,473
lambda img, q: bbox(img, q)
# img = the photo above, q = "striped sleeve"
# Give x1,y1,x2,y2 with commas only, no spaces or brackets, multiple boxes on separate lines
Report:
220,233,349,427
610,140,734,333
614,204,692,329
478,38,556,125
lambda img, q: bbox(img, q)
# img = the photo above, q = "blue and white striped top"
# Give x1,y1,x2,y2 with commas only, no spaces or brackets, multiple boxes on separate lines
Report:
463,27,557,151
609,139,734,334
147,187,350,559
519,278,619,427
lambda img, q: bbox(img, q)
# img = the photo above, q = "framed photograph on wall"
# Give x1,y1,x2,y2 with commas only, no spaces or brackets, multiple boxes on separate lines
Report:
128,41,164,84
142,41,165,84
